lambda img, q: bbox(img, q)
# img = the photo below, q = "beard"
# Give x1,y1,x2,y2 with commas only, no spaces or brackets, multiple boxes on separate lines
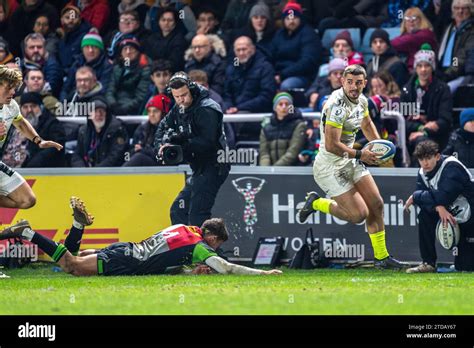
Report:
26,112,40,127
92,119,106,130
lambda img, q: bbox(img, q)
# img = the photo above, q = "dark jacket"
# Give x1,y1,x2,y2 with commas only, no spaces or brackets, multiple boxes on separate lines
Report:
154,85,227,172
232,20,275,60
259,109,307,166
271,23,321,81
131,121,158,159
63,81,106,116
7,0,59,56
60,53,113,102
367,47,409,89
185,52,226,95
106,54,151,115
22,109,66,168
71,108,129,167
443,129,474,168
143,26,187,71
22,57,63,98
105,28,151,60
223,50,276,112
413,155,474,215
401,74,453,147
438,18,474,81
58,21,92,73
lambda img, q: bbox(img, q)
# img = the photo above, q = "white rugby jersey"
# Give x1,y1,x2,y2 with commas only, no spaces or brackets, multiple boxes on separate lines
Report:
0,99,23,150
318,87,369,165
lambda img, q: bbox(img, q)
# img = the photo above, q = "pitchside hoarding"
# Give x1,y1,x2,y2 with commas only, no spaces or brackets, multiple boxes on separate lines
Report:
213,167,468,263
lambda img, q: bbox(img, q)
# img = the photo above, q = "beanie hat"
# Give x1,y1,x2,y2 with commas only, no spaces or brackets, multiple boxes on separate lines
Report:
414,43,436,70
249,1,271,20
119,36,141,52
61,4,81,17
460,108,474,128
282,0,302,18
81,29,104,51
20,92,43,106
146,94,171,114
333,30,354,50
90,95,108,110
273,92,293,110
370,29,390,46
328,57,347,74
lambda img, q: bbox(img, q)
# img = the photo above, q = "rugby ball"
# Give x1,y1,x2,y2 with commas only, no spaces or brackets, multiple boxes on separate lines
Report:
363,139,396,162
436,219,460,250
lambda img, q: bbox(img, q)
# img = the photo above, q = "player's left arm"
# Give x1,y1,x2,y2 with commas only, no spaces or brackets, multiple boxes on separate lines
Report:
13,115,63,151
360,109,380,142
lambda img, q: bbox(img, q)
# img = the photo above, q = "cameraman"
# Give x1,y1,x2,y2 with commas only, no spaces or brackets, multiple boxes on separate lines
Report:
154,72,230,226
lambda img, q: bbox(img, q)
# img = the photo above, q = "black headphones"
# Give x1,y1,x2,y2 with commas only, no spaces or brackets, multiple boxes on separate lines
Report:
165,71,199,98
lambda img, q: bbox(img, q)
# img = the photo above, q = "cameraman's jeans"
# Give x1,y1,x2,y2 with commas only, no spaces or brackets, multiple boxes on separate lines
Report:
170,163,229,226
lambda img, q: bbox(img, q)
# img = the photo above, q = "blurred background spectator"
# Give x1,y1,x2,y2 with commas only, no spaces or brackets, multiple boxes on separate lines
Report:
66,0,110,33
16,69,59,115
259,92,307,166
123,94,170,167
71,96,129,167
443,108,474,167
3,92,65,168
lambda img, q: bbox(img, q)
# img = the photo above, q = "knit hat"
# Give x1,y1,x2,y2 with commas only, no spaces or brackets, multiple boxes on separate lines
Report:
273,92,293,110
20,92,43,106
146,94,171,114
119,36,141,52
413,43,436,70
282,0,302,18
333,30,354,50
328,57,347,74
460,108,474,128
370,29,390,46
81,29,104,51
90,95,108,110
249,1,271,20
61,4,81,17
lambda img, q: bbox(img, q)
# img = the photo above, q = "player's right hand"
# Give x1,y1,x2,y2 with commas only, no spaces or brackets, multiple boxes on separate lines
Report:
360,145,379,165
262,269,283,275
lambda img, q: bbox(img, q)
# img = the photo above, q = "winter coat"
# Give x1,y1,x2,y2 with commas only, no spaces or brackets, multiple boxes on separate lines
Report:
60,53,113,102
143,26,187,70
68,0,110,33
366,47,409,88
401,74,453,147
7,0,59,56
223,51,276,112
271,23,321,81
259,109,307,166
105,28,151,60
232,21,275,60
22,109,66,167
106,54,151,115
185,52,226,95
391,29,438,72
131,121,158,159
438,18,474,82
72,108,129,167
58,21,92,73
443,129,474,168
145,0,196,40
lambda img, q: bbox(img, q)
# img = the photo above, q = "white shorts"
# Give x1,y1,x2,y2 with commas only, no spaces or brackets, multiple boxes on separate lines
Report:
0,162,26,196
313,155,370,198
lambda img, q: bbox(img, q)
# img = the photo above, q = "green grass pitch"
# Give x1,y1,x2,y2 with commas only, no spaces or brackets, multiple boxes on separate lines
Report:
1,264,473,315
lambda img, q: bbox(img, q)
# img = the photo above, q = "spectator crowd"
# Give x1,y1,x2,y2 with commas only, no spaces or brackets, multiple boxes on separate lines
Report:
0,0,473,168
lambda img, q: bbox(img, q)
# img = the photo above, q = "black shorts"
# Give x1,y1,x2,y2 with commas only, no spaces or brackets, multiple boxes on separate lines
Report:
96,242,141,276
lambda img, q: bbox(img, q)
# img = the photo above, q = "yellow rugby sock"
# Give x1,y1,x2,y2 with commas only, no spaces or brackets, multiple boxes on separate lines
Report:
369,230,389,260
312,198,334,214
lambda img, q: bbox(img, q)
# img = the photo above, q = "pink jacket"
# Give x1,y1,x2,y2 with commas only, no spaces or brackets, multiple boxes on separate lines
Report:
391,29,438,72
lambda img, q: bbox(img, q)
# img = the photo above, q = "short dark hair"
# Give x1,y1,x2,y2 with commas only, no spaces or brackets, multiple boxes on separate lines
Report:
343,64,367,78
158,7,178,22
151,59,173,75
120,10,140,21
413,140,439,160
202,218,228,242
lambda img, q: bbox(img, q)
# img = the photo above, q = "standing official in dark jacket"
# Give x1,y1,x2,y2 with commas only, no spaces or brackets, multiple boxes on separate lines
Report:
154,72,229,226
405,140,474,272
71,96,129,167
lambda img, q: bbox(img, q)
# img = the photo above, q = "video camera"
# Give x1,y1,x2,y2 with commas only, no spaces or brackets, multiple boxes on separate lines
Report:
159,129,184,165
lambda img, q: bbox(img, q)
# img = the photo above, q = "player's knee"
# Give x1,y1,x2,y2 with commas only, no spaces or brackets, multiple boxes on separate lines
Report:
350,209,368,224
19,195,36,209
369,197,384,216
